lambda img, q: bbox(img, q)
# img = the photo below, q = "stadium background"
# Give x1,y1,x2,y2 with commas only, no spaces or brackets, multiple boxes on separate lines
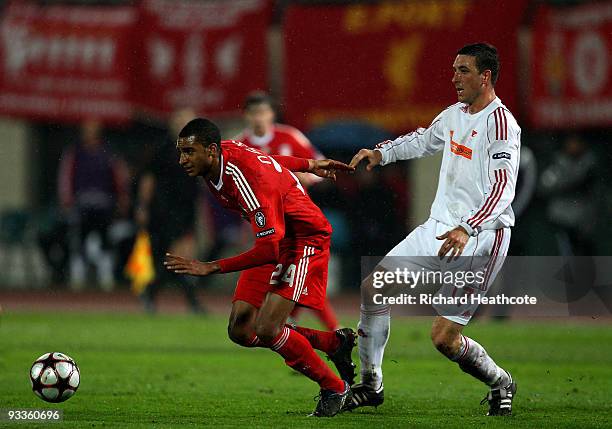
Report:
0,0,611,427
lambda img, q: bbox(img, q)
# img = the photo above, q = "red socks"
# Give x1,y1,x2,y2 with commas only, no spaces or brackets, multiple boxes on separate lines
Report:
247,325,340,355
270,326,345,393
289,325,340,355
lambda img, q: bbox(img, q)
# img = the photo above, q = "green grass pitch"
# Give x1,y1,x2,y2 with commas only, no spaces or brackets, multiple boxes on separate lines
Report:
0,311,611,428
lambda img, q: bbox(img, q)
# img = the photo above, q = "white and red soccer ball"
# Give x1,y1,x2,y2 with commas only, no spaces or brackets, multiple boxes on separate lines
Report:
30,352,80,403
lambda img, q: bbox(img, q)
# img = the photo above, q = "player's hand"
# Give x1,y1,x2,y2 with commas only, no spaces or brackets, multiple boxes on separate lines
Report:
307,159,354,181
164,253,220,276
349,149,382,171
436,226,469,261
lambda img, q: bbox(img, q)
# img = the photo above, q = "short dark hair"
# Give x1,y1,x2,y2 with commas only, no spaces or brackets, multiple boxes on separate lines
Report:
243,91,274,111
178,118,221,146
457,43,500,85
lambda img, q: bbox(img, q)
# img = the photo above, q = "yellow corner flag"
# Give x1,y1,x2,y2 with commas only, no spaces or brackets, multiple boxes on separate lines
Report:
125,230,155,295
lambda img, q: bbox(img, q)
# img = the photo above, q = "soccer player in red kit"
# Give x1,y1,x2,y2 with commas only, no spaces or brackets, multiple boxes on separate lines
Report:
236,92,322,169
237,91,340,332
164,118,354,417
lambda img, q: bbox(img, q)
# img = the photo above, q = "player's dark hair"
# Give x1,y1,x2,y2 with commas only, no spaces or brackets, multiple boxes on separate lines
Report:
243,91,274,111
178,118,221,147
457,43,500,85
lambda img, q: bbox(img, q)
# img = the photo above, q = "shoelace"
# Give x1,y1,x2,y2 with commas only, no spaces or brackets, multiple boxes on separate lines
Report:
481,387,507,406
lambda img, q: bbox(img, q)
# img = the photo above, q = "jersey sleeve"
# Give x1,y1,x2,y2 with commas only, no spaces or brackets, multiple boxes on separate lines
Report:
270,155,310,172
375,112,446,165
459,108,521,236
216,160,286,273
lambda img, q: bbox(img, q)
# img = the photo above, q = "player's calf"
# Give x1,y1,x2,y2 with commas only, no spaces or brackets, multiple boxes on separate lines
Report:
285,324,357,384
356,268,395,392
433,318,510,386
431,317,516,415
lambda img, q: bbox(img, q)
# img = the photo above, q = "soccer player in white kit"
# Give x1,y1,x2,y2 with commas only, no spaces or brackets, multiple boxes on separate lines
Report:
348,43,520,416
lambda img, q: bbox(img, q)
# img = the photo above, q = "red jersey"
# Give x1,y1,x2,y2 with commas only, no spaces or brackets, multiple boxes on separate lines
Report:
237,124,323,160
207,141,331,273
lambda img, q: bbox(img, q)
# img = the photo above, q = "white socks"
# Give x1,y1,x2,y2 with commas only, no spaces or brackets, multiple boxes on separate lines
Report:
453,334,509,387
357,305,390,389
358,306,509,390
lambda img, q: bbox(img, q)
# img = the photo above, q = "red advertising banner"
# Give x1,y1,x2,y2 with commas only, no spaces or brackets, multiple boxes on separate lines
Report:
530,2,612,128
284,1,527,133
0,2,137,123
135,0,271,118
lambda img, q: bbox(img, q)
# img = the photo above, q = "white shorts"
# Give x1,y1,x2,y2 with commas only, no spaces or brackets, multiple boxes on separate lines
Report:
380,218,511,325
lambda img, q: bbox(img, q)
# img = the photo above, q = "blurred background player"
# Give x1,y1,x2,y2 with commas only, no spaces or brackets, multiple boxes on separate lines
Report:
58,119,129,291
237,91,324,187
236,91,339,331
135,108,203,314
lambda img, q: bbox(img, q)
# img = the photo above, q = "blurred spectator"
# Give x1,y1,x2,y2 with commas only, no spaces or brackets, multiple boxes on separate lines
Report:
539,134,598,256
37,208,70,286
135,108,203,314
58,119,129,290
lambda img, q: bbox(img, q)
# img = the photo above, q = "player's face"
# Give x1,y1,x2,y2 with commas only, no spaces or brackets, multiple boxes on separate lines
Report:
245,103,275,135
452,55,485,105
176,137,214,177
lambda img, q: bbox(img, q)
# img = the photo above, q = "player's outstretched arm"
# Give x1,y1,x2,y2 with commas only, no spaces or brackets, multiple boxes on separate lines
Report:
349,149,382,171
307,159,354,181
272,155,353,181
164,253,220,276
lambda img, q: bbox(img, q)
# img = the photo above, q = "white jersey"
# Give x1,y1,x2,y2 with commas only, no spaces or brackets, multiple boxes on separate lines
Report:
376,97,520,236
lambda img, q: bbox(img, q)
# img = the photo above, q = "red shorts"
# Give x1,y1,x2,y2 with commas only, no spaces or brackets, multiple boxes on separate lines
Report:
233,239,330,311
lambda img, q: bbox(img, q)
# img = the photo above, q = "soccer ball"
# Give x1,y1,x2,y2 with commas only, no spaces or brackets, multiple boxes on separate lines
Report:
30,352,80,403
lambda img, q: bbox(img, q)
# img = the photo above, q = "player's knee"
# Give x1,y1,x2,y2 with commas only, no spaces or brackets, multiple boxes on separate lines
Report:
431,328,460,357
227,320,253,347
254,321,280,346
227,304,257,346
